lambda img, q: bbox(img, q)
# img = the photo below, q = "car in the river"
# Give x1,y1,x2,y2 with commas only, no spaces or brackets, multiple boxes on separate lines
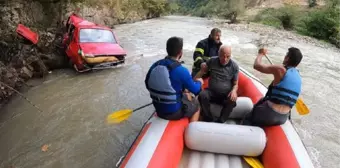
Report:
62,13,127,72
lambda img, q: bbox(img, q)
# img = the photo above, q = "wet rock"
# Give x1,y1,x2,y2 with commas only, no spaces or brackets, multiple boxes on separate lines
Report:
41,53,68,70
38,31,56,52
11,57,26,69
20,66,33,80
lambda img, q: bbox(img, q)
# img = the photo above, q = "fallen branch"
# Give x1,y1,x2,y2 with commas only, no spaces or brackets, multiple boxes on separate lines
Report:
0,81,43,112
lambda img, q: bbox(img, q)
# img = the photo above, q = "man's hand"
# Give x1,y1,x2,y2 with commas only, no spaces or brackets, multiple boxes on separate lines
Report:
200,62,208,72
228,90,237,102
258,48,268,56
195,78,204,85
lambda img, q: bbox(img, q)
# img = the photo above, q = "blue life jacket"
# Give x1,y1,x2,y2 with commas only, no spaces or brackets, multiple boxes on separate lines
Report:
145,58,182,105
265,67,302,108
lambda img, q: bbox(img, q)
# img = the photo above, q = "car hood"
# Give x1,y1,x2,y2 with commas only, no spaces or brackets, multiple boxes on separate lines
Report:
79,43,126,56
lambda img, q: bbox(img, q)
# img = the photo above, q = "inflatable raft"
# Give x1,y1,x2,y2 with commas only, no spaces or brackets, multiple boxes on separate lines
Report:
116,66,314,168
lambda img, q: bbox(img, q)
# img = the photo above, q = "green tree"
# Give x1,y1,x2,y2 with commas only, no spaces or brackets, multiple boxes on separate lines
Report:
175,0,246,22
308,0,317,7
142,0,168,18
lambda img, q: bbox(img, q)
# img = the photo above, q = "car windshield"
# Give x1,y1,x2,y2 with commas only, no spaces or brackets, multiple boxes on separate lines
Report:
79,29,117,43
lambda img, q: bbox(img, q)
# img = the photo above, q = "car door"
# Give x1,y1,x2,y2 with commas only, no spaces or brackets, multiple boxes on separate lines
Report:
65,27,80,66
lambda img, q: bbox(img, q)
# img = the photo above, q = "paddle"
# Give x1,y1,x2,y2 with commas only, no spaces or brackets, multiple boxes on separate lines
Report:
106,59,186,124
106,103,153,124
243,156,264,168
263,54,310,115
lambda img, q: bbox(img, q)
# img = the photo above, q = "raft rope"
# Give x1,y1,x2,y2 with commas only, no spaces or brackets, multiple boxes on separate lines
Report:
0,81,43,112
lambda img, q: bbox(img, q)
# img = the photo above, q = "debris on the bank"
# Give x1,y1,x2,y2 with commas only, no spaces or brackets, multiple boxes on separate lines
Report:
0,24,55,105
41,144,50,152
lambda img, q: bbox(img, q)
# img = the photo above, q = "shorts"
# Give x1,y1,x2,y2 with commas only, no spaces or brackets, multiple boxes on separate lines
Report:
242,98,290,127
157,94,199,120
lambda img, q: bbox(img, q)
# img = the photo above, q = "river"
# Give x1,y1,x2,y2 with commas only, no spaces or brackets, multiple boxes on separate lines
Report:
0,16,339,168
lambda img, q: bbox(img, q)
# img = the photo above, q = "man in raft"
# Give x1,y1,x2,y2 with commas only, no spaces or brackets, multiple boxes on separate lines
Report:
194,45,239,123
191,28,223,78
144,36,204,122
243,47,303,126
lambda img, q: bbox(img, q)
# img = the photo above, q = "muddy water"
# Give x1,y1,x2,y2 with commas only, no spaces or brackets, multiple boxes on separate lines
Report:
0,16,339,168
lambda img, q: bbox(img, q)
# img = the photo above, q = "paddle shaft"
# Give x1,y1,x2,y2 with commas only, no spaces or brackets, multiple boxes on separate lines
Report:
264,55,273,65
107,102,153,124
134,102,153,112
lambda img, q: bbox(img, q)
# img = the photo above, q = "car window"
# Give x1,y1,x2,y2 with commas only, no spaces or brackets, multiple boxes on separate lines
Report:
68,24,75,36
79,29,117,43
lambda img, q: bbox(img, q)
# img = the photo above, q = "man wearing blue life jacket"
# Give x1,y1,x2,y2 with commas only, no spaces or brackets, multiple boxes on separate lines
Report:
145,36,204,122
243,47,303,127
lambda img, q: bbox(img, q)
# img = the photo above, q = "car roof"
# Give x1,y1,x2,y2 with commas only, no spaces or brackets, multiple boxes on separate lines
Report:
69,13,112,30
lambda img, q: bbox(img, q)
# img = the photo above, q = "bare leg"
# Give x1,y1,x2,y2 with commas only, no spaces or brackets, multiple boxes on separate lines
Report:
183,92,200,122
190,110,200,122
184,92,192,101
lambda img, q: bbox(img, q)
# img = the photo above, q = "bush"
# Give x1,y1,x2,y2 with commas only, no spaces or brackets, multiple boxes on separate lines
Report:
71,0,169,18
308,0,317,7
253,6,300,30
297,6,340,47
303,11,336,40
142,0,168,18
253,8,284,29
165,2,180,14
176,0,246,22
254,1,340,48
329,26,340,48
276,6,299,30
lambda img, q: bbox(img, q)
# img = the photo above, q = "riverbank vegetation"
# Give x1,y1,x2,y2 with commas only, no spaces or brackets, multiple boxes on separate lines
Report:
168,0,339,48
252,0,339,47
72,0,171,19
172,0,247,23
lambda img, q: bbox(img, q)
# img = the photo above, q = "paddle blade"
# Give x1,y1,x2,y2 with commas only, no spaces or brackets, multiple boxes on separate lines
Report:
106,109,133,124
295,98,309,115
243,156,264,168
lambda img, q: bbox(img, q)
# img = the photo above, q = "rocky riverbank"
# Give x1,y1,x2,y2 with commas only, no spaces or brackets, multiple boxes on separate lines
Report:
215,20,340,51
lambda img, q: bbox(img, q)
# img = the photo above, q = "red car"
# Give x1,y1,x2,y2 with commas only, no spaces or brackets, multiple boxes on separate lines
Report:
62,13,127,72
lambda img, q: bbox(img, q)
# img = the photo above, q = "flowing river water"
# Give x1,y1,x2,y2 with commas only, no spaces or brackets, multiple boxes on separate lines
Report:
0,16,339,168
